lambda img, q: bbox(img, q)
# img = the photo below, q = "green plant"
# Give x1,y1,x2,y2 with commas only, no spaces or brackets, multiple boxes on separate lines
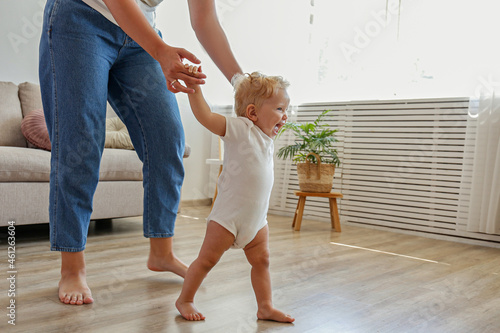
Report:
276,110,340,166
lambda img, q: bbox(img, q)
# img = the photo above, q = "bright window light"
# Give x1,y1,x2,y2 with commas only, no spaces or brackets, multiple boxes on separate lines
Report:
180,0,500,104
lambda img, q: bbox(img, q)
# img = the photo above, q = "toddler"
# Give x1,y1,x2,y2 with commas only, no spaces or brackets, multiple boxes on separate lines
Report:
175,70,294,323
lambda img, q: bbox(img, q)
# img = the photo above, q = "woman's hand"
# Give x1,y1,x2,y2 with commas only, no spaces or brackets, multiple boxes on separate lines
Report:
155,44,206,94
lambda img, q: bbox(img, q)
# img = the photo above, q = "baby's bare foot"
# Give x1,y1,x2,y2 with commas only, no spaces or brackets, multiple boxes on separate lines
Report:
58,272,93,305
147,253,188,278
176,299,205,321
257,306,295,323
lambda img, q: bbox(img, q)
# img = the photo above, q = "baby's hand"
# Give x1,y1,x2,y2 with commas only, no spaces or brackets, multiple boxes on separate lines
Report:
184,64,204,91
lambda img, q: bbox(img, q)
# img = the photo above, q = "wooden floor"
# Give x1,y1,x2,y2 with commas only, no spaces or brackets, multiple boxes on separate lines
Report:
1,206,500,333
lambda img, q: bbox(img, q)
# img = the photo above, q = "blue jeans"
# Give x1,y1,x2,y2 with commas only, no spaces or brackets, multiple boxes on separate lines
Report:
39,0,185,252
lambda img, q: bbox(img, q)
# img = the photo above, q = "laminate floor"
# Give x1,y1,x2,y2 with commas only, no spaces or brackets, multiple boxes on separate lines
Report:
1,206,499,333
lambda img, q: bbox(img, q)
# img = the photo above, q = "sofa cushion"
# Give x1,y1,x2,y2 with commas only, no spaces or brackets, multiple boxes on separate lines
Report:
18,82,43,118
0,147,51,182
0,147,143,182
105,117,134,150
0,82,26,147
21,109,51,151
104,117,192,157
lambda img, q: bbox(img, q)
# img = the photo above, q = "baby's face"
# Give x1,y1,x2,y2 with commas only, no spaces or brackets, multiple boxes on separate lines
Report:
253,89,290,138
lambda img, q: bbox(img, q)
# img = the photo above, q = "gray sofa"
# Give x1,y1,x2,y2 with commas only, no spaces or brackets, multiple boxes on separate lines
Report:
0,81,148,226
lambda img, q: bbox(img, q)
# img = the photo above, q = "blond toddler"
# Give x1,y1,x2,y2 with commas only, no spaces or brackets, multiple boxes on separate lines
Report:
175,70,294,323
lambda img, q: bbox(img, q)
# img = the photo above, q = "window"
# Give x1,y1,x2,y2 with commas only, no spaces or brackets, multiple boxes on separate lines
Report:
207,0,500,104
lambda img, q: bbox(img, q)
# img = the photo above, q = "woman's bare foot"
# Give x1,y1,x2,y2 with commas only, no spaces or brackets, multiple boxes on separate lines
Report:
175,299,205,321
148,238,188,278
257,306,295,323
58,271,93,305
59,251,93,305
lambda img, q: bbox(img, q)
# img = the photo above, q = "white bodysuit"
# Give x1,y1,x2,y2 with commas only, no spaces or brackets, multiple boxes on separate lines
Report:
207,116,274,249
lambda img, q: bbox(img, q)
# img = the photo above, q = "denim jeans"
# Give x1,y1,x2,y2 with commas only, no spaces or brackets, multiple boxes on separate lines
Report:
39,0,185,252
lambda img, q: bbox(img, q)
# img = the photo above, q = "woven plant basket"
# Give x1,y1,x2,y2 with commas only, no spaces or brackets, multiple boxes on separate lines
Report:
296,152,335,193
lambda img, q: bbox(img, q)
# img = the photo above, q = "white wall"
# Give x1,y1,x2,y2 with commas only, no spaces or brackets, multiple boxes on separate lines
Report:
0,0,44,84
0,0,214,201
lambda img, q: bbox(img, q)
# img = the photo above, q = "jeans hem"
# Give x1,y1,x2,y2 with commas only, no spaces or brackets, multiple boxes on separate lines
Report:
144,233,174,238
51,246,86,252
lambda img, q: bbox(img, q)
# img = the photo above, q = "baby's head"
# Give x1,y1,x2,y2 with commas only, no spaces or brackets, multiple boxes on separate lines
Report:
232,72,290,138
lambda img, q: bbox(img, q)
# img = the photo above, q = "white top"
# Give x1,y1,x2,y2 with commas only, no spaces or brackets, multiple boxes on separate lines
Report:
82,0,160,29
207,117,274,243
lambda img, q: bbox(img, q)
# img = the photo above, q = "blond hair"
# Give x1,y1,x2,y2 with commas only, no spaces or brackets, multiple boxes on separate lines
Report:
232,72,290,117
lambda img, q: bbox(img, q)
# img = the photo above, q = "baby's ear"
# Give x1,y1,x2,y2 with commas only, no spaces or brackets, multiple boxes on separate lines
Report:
246,104,258,121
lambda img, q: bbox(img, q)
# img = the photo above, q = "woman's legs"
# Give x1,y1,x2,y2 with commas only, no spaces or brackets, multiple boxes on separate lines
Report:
39,0,131,304
107,34,185,239
176,221,235,320
40,0,189,305
107,33,187,276
40,0,115,253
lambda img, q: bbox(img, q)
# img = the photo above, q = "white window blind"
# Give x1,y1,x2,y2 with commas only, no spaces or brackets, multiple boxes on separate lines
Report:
269,97,500,246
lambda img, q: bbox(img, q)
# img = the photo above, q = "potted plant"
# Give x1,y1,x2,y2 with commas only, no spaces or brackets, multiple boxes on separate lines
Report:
276,110,340,193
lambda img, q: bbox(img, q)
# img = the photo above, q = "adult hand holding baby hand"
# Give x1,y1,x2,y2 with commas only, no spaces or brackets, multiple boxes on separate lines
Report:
183,64,204,92
155,44,206,94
